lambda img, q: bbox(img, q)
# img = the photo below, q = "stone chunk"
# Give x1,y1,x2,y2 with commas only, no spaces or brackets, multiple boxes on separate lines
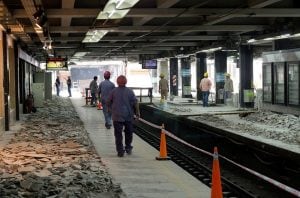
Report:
18,166,36,173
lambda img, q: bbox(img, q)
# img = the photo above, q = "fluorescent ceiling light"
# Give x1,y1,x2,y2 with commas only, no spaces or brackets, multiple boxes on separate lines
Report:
82,30,108,43
247,39,256,43
247,32,300,44
97,9,129,19
74,52,88,57
263,37,274,41
199,47,222,53
222,49,238,52
103,0,139,10
116,0,139,9
97,0,139,19
292,33,300,37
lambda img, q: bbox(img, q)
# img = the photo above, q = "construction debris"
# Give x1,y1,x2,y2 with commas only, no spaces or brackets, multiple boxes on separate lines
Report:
0,97,124,197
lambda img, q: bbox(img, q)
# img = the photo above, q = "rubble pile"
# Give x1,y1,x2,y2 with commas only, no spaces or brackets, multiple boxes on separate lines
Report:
194,111,300,145
241,111,300,132
0,97,124,198
240,111,300,144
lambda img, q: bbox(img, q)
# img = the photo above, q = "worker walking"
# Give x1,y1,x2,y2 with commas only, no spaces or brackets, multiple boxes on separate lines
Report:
199,72,212,107
67,76,72,97
107,75,140,157
55,76,60,96
98,71,115,129
89,76,98,106
224,73,233,104
159,73,169,102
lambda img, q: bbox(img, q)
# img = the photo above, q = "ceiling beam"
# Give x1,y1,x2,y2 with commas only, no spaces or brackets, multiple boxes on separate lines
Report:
50,42,200,49
25,25,265,33
13,8,98,18
87,42,199,47
248,0,282,8
42,35,224,42
206,0,283,25
13,8,300,19
20,0,46,43
156,0,180,8
60,0,75,42
132,0,179,26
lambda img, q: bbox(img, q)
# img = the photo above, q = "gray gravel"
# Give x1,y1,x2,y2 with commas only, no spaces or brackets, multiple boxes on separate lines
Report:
193,110,300,145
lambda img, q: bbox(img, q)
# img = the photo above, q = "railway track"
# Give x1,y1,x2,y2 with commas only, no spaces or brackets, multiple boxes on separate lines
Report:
134,120,299,198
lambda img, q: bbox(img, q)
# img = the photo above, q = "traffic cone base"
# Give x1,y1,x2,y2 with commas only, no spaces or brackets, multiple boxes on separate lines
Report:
156,156,171,160
97,102,103,110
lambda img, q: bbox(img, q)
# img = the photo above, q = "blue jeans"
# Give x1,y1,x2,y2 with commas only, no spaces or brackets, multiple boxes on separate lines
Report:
113,121,133,154
91,93,97,105
68,86,72,97
224,91,232,103
202,91,210,107
102,101,112,126
56,86,60,96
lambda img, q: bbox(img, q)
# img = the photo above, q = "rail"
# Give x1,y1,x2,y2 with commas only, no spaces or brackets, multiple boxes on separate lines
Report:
128,87,153,103
84,87,153,105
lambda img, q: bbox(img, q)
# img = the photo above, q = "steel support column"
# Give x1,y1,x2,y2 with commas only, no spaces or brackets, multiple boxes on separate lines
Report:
196,52,207,101
214,51,227,104
2,32,9,130
239,45,254,108
169,58,178,96
181,57,192,98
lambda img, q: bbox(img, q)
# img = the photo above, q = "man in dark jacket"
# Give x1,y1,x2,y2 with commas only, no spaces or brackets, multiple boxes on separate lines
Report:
55,76,60,96
107,75,140,157
67,76,72,97
89,76,98,106
98,71,115,129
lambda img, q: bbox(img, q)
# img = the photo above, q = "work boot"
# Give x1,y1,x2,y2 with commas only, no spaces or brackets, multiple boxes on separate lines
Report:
105,123,111,129
117,152,124,157
125,146,133,155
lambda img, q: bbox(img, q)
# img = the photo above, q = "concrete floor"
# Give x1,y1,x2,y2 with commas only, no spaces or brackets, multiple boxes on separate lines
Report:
71,97,211,198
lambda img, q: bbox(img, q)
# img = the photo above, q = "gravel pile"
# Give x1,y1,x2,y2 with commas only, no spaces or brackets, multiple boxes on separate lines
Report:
193,111,300,145
0,97,124,198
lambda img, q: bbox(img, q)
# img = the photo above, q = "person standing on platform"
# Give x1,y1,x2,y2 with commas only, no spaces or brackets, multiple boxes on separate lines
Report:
55,76,60,96
199,72,212,107
159,73,169,102
89,76,98,106
107,75,140,157
67,76,72,97
98,71,115,129
224,73,233,104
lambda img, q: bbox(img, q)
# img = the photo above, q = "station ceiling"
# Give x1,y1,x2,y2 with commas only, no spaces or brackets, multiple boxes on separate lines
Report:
1,0,300,62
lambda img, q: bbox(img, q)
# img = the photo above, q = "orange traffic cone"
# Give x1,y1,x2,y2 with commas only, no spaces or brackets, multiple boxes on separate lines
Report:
97,101,103,110
211,147,223,198
156,124,171,160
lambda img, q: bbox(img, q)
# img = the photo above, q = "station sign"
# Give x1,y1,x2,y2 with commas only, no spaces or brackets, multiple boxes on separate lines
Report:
46,57,68,71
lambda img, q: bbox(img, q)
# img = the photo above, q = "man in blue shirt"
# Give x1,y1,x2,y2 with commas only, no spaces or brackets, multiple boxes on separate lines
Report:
107,75,140,157
98,71,115,129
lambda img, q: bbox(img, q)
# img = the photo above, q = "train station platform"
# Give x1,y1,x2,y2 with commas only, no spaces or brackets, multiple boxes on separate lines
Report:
71,97,211,198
